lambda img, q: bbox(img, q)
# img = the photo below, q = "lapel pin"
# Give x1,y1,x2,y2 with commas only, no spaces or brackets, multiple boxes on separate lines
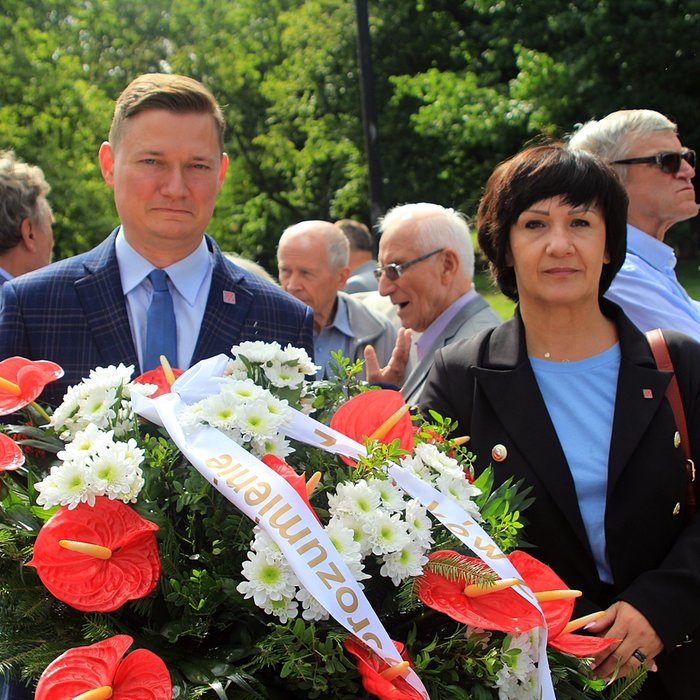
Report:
642,388,653,399
223,290,236,305
491,444,507,462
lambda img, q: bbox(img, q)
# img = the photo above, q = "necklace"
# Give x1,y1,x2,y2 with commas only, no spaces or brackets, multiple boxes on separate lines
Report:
543,352,570,363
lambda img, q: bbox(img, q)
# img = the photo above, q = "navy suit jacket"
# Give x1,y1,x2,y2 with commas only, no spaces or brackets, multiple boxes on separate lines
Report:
0,231,313,406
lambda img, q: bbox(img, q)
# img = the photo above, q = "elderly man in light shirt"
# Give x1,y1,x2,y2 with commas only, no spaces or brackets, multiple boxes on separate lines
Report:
277,220,396,380
365,202,501,404
569,109,700,338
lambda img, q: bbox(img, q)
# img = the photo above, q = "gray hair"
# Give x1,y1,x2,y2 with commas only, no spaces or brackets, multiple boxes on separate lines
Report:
568,109,677,182
0,150,50,254
379,202,475,278
279,220,350,270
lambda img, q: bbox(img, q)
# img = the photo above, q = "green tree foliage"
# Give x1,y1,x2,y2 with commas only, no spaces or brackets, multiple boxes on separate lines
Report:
1,0,698,265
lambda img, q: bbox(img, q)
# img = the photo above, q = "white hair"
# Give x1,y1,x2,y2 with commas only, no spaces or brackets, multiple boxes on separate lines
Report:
568,109,677,182
378,202,475,278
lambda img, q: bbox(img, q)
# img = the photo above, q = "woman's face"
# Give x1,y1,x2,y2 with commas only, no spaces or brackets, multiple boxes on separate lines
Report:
507,196,609,310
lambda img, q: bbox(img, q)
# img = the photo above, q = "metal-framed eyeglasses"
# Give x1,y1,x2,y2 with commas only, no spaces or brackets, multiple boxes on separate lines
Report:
610,148,696,175
373,248,444,282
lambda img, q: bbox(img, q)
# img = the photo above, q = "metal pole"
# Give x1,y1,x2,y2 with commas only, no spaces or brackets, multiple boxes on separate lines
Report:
354,0,384,234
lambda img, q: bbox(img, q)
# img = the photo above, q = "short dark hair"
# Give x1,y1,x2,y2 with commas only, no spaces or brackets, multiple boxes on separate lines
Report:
109,73,226,151
335,219,372,252
477,143,628,301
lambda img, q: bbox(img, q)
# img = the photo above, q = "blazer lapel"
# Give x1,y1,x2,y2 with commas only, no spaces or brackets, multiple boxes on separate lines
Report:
473,318,591,550
191,244,252,365
402,296,492,403
74,233,139,370
607,316,672,494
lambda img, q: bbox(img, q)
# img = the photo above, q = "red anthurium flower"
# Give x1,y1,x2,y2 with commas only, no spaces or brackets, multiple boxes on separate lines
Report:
261,454,321,523
0,356,63,415
507,551,617,657
35,634,171,700
416,550,542,633
28,496,161,612
0,432,24,471
330,390,414,464
343,636,423,700
133,366,184,397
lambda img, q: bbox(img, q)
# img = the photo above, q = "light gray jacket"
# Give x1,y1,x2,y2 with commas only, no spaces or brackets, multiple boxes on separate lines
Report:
402,294,501,405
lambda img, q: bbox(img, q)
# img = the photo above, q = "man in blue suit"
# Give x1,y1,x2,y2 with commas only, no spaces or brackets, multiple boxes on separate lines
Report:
0,74,313,407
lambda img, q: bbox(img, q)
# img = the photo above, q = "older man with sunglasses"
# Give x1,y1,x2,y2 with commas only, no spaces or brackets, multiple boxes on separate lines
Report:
569,109,700,338
364,202,500,404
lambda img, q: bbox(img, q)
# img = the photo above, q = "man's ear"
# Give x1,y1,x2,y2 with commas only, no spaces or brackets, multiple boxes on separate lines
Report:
336,265,351,289
441,248,460,279
19,218,37,252
217,153,229,190
98,142,115,186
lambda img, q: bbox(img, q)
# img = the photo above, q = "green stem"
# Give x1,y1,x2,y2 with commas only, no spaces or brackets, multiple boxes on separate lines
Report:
30,401,51,424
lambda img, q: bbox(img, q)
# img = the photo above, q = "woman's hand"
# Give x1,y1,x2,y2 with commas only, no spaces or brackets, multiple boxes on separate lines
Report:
588,601,663,680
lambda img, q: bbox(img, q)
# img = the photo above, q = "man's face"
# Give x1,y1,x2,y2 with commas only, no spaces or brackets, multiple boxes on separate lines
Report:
98,109,228,260
622,131,698,239
377,219,451,332
277,228,349,330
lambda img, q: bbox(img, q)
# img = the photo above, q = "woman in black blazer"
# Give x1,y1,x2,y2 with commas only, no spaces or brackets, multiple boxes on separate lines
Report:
421,144,700,699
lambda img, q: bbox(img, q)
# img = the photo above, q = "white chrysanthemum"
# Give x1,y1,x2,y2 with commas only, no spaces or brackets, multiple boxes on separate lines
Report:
57,424,114,465
231,340,282,364
237,549,299,610
223,358,248,380
89,440,145,501
325,517,369,582
414,442,465,479
279,344,318,375
495,630,540,700
333,513,373,557
262,394,290,420
76,384,118,429
260,595,300,623
250,528,285,560
35,462,94,509
236,399,281,439
251,434,294,460
379,541,430,585
404,499,434,547
126,381,158,398
371,477,406,513
225,378,266,402
198,394,239,430
363,510,412,556
327,479,382,519
399,452,434,483
436,473,483,520
264,362,306,389
87,364,134,388
295,586,330,622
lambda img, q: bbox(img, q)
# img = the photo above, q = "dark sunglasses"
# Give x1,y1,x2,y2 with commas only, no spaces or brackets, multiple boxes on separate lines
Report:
374,248,444,281
610,148,696,174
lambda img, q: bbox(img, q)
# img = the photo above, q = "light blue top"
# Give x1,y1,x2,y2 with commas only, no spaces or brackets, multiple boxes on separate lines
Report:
0,266,12,284
115,228,214,370
314,294,353,379
530,343,621,583
605,225,700,340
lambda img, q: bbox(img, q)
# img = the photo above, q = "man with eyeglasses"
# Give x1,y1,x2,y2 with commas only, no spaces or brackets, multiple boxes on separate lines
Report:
277,220,396,380
364,202,501,404
569,109,700,338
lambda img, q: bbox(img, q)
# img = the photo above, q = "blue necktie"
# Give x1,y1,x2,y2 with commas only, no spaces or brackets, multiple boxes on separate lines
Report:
144,269,177,371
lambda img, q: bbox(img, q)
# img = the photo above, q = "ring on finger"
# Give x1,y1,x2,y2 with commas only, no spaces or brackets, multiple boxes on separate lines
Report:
632,649,647,664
